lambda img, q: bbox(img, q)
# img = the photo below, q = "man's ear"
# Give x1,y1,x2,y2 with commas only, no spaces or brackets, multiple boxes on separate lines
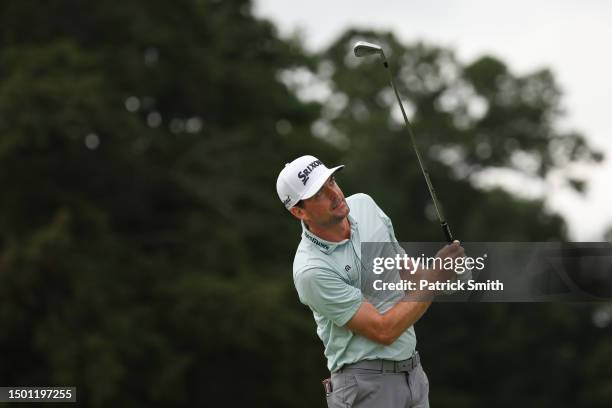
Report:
289,206,306,221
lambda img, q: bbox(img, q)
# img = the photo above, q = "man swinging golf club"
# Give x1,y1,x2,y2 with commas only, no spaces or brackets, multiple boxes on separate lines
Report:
276,155,464,408
277,41,466,407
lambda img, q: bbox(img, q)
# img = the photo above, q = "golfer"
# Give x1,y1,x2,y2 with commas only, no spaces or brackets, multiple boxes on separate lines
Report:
277,155,464,408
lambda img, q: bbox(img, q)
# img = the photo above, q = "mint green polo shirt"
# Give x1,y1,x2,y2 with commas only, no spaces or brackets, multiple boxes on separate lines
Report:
293,193,417,373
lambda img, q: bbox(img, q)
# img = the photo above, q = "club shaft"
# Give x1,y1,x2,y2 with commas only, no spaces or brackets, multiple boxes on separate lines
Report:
381,55,454,242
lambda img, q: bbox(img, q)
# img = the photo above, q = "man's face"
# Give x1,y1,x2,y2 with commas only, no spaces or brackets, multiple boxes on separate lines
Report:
291,175,349,227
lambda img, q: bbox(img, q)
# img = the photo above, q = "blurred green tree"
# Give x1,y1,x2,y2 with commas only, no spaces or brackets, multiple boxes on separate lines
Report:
313,29,602,242
0,1,331,406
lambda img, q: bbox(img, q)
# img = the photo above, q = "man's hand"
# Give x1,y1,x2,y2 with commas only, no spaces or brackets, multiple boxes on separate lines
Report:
399,240,465,299
433,239,465,278
436,239,464,257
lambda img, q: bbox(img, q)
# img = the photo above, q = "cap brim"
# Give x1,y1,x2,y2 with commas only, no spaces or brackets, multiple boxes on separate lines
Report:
300,165,344,201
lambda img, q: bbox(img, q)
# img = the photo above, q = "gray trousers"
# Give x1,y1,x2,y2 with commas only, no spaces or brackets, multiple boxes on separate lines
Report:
325,358,429,408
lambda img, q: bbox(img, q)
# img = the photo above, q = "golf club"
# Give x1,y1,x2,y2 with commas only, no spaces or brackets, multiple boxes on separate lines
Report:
353,41,454,243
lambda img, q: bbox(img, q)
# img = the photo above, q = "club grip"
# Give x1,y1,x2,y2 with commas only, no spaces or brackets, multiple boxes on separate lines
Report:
441,221,453,243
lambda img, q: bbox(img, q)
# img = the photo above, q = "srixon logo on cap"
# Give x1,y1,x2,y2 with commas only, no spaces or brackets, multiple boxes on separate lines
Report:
298,159,322,185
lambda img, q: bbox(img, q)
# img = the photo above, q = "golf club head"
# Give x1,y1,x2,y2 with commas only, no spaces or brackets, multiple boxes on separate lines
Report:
353,41,383,57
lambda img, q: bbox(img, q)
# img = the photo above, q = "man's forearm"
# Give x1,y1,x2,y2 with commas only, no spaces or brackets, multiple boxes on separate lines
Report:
377,267,444,345
348,242,464,345
378,299,431,345
346,276,438,345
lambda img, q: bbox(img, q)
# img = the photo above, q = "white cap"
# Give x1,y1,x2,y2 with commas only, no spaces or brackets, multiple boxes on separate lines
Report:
276,155,344,210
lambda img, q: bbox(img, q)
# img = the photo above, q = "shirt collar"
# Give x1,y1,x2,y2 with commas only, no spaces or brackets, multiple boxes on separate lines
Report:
301,215,358,254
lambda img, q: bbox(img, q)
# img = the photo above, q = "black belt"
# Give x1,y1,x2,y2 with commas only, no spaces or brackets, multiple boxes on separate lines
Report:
338,351,421,374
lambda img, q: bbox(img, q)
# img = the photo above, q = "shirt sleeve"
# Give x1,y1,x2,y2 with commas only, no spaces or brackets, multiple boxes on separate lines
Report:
374,200,406,254
294,267,363,327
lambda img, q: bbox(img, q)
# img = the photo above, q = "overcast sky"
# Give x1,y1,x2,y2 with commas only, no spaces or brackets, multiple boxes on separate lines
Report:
254,0,612,240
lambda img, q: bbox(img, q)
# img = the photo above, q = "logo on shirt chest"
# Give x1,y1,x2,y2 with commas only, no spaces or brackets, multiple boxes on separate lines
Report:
344,263,360,286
